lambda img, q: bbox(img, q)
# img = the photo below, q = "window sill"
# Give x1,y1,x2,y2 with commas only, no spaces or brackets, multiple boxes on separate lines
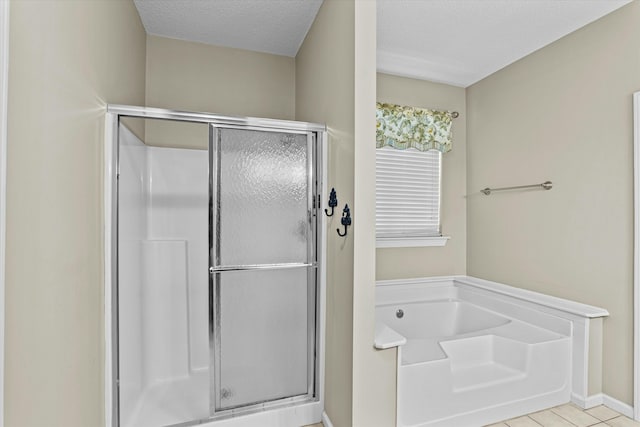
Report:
376,235,450,248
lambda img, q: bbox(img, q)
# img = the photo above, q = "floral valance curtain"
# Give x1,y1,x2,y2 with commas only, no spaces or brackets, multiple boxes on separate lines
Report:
376,102,453,153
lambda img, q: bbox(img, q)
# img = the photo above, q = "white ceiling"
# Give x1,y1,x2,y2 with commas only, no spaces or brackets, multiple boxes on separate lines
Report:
134,0,631,87
133,0,323,57
377,0,631,87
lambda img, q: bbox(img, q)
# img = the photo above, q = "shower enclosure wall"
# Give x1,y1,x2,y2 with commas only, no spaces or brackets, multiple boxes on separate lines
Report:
104,106,326,427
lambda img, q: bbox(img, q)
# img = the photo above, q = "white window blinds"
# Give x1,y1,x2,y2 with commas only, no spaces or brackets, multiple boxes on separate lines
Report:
375,147,441,238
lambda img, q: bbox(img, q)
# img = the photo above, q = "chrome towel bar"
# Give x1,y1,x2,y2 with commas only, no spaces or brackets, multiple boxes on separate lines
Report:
481,181,552,196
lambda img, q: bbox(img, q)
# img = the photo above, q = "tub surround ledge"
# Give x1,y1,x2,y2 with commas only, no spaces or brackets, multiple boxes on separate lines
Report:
374,321,407,350
453,276,609,318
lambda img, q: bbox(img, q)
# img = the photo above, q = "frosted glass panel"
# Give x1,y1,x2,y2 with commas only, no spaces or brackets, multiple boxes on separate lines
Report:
214,268,312,410
215,128,309,266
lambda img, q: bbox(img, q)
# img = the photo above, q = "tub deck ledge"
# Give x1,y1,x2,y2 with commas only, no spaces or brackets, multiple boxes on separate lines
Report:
374,321,407,349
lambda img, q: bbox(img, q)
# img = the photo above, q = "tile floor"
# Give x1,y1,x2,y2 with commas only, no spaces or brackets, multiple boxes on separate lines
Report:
487,403,640,427
303,403,640,427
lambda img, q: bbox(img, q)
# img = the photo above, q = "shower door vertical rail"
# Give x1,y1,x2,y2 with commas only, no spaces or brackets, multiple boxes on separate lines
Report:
208,124,319,416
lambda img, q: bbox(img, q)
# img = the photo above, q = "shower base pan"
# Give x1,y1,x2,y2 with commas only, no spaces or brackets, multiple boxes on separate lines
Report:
124,370,321,427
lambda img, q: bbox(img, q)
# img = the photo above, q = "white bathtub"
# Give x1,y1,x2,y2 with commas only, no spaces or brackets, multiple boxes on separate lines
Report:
378,300,512,365
375,276,609,427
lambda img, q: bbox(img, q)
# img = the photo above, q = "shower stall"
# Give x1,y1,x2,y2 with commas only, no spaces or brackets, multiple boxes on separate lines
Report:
104,105,326,427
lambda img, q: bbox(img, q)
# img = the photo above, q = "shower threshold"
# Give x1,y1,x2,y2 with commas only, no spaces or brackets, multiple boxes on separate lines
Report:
125,371,209,427
126,371,318,427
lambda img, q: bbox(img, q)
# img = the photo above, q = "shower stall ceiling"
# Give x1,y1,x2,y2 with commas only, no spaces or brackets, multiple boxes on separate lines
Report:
114,113,324,427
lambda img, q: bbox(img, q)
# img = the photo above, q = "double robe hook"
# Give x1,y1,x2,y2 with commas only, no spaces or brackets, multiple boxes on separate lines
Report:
337,204,351,237
325,188,338,216
324,188,351,237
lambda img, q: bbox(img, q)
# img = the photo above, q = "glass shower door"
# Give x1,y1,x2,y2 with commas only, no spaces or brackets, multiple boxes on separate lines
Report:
209,126,317,413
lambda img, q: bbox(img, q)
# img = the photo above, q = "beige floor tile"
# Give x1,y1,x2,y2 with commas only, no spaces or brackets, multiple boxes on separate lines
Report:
484,423,509,427
606,416,640,427
529,409,576,426
505,416,542,427
585,405,620,422
301,424,323,427
550,403,601,427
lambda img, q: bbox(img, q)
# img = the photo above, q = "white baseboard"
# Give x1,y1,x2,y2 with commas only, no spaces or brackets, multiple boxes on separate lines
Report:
321,411,334,427
603,394,634,419
572,393,634,418
571,392,602,409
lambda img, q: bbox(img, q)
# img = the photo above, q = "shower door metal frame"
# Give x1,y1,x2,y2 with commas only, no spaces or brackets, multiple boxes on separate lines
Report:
103,105,327,427
208,124,320,417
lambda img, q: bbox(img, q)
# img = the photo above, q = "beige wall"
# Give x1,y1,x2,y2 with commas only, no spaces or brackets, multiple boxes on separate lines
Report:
376,74,467,280
10,1,634,425
297,2,394,424
5,1,147,426
295,1,356,425
351,3,397,426
145,35,295,149
467,1,640,404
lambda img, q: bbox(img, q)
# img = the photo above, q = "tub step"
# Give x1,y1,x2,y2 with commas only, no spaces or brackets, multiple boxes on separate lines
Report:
440,334,529,392
451,361,527,392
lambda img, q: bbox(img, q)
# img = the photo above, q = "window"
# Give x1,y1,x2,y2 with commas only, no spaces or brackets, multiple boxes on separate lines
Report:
374,101,454,248
375,147,448,247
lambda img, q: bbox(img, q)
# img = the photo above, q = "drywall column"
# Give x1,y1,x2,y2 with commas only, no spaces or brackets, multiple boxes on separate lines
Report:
0,2,8,424
466,1,640,406
296,1,356,424
5,1,146,426
352,2,396,426
297,0,393,425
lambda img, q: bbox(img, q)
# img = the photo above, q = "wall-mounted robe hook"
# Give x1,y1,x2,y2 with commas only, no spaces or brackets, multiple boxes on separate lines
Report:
325,188,338,216
337,204,351,237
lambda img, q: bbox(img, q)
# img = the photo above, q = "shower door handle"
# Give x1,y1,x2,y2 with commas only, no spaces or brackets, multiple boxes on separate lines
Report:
209,263,315,273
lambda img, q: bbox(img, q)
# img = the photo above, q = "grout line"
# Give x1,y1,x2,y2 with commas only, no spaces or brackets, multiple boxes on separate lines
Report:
590,413,621,425
528,415,544,426
549,407,580,427
493,406,630,427
603,414,623,425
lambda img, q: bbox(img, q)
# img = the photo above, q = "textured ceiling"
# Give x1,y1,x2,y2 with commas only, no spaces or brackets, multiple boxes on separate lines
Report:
377,0,631,87
133,0,323,57
134,0,631,87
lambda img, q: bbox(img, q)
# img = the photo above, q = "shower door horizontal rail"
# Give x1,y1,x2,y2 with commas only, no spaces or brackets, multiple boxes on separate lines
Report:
209,262,316,273
108,104,326,132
